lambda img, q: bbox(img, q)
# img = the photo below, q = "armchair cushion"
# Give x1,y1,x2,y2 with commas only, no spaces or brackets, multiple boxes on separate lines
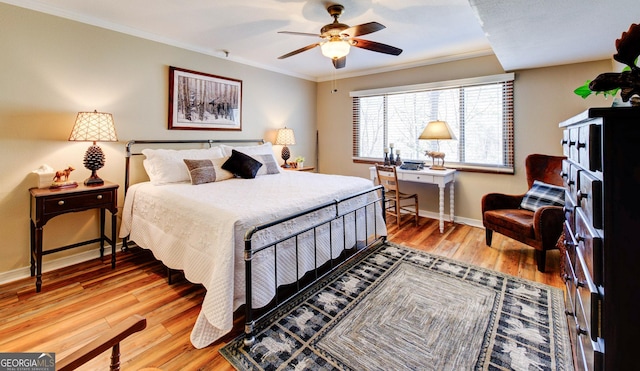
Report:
484,209,534,239
520,180,565,212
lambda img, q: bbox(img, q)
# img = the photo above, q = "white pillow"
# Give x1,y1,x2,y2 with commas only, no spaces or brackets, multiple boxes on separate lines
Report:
142,147,224,185
220,142,282,175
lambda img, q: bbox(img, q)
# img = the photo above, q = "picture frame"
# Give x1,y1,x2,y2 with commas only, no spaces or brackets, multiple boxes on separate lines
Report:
168,66,242,131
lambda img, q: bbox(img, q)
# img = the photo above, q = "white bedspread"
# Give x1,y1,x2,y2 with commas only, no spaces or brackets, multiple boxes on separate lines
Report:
120,171,386,348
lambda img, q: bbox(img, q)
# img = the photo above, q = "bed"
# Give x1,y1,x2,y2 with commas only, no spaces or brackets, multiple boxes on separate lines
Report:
119,139,387,348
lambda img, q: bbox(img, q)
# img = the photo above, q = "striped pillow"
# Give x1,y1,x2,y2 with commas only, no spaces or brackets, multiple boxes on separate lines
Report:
520,180,565,212
183,158,233,185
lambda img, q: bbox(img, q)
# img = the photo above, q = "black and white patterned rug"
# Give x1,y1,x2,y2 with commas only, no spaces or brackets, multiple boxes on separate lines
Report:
220,242,573,370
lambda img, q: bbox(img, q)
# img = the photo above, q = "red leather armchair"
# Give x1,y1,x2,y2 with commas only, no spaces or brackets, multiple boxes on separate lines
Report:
481,154,566,272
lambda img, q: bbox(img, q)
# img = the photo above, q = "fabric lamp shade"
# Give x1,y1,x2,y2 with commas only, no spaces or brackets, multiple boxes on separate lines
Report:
419,120,455,170
418,120,456,141
275,127,296,146
275,127,296,168
69,110,118,142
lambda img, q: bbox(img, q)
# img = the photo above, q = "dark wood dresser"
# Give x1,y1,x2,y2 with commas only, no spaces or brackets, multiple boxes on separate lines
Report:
559,107,640,370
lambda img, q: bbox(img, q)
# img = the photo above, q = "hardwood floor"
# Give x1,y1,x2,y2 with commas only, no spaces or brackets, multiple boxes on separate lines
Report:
0,217,564,370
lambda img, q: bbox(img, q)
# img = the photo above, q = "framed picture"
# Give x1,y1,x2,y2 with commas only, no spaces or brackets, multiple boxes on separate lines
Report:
168,66,242,130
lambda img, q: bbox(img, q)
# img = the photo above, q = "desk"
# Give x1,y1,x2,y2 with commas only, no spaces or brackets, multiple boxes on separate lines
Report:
370,167,456,233
29,181,119,292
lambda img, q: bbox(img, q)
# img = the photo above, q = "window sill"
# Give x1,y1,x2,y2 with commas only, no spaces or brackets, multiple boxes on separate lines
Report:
353,157,514,174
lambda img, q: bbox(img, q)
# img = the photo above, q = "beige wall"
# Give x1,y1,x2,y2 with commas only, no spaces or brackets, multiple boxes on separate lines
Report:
316,56,613,225
0,2,617,280
0,3,316,278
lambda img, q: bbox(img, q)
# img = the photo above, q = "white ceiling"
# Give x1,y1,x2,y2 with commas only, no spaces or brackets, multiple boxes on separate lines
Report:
4,0,639,81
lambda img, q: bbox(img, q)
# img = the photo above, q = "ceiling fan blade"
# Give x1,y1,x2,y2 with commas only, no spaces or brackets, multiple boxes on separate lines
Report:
332,56,346,69
278,31,321,38
351,38,402,56
341,22,385,38
278,43,321,59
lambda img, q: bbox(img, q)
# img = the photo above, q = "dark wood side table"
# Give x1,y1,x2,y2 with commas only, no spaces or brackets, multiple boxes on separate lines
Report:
29,181,119,292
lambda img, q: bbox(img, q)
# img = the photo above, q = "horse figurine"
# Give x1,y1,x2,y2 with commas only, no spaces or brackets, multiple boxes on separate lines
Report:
425,151,446,170
53,166,75,183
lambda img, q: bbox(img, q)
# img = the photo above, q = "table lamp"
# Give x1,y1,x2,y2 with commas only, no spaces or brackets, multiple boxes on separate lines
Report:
68,110,118,185
418,120,456,170
275,127,296,168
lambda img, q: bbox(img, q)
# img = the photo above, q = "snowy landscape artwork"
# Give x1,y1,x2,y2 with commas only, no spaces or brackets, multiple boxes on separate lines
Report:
169,66,242,130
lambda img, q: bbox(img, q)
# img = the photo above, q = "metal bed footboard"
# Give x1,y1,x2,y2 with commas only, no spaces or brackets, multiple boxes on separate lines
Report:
242,185,386,346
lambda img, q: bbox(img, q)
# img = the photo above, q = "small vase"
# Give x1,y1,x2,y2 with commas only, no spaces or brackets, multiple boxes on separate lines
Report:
297,162,303,168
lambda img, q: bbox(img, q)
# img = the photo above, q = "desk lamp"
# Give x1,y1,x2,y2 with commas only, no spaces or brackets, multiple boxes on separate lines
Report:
418,120,456,170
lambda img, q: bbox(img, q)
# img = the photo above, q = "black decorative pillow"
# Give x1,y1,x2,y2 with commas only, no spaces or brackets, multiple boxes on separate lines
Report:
520,180,565,212
222,149,263,179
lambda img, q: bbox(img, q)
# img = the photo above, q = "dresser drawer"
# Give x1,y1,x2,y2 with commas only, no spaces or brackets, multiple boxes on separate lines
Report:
575,334,603,371
575,247,601,339
569,126,580,162
561,160,578,192
578,171,602,229
577,123,602,172
43,190,114,216
568,162,580,202
575,208,603,286
563,252,577,314
564,191,576,233
561,129,570,157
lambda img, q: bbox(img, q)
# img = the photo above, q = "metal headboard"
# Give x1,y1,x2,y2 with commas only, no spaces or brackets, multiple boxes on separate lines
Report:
124,139,265,193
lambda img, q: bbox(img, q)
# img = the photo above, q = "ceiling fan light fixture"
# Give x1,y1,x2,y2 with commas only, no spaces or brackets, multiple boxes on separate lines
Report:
321,39,350,59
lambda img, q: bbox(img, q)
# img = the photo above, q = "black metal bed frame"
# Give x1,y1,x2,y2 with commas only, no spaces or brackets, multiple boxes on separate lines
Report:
121,139,386,347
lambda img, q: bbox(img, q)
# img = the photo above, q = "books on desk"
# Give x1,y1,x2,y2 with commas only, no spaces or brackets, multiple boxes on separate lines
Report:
399,161,424,170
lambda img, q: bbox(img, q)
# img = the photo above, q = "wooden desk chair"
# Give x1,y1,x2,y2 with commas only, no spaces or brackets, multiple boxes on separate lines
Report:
375,164,419,226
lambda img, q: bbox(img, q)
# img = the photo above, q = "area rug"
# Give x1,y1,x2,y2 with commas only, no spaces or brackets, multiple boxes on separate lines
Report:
220,242,573,370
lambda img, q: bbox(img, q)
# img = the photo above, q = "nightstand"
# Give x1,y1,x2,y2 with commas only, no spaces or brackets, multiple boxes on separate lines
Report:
29,181,119,292
284,166,315,172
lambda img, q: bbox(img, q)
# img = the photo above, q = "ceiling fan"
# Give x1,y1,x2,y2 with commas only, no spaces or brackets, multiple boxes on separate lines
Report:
277,4,403,69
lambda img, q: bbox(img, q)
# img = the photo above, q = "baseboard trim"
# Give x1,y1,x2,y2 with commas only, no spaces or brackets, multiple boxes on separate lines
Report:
1,214,484,286
0,245,119,286
418,209,483,229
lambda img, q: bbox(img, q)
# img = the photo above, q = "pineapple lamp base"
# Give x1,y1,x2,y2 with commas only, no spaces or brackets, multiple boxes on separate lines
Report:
83,142,106,186
84,171,104,186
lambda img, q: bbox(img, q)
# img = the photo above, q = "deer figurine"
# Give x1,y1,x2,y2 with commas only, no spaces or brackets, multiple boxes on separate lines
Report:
425,151,446,170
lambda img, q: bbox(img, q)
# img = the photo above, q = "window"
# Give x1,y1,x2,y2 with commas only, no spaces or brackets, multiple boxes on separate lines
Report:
351,73,515,173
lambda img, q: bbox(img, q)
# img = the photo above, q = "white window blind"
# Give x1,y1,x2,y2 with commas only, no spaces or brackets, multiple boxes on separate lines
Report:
352,73,515,173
